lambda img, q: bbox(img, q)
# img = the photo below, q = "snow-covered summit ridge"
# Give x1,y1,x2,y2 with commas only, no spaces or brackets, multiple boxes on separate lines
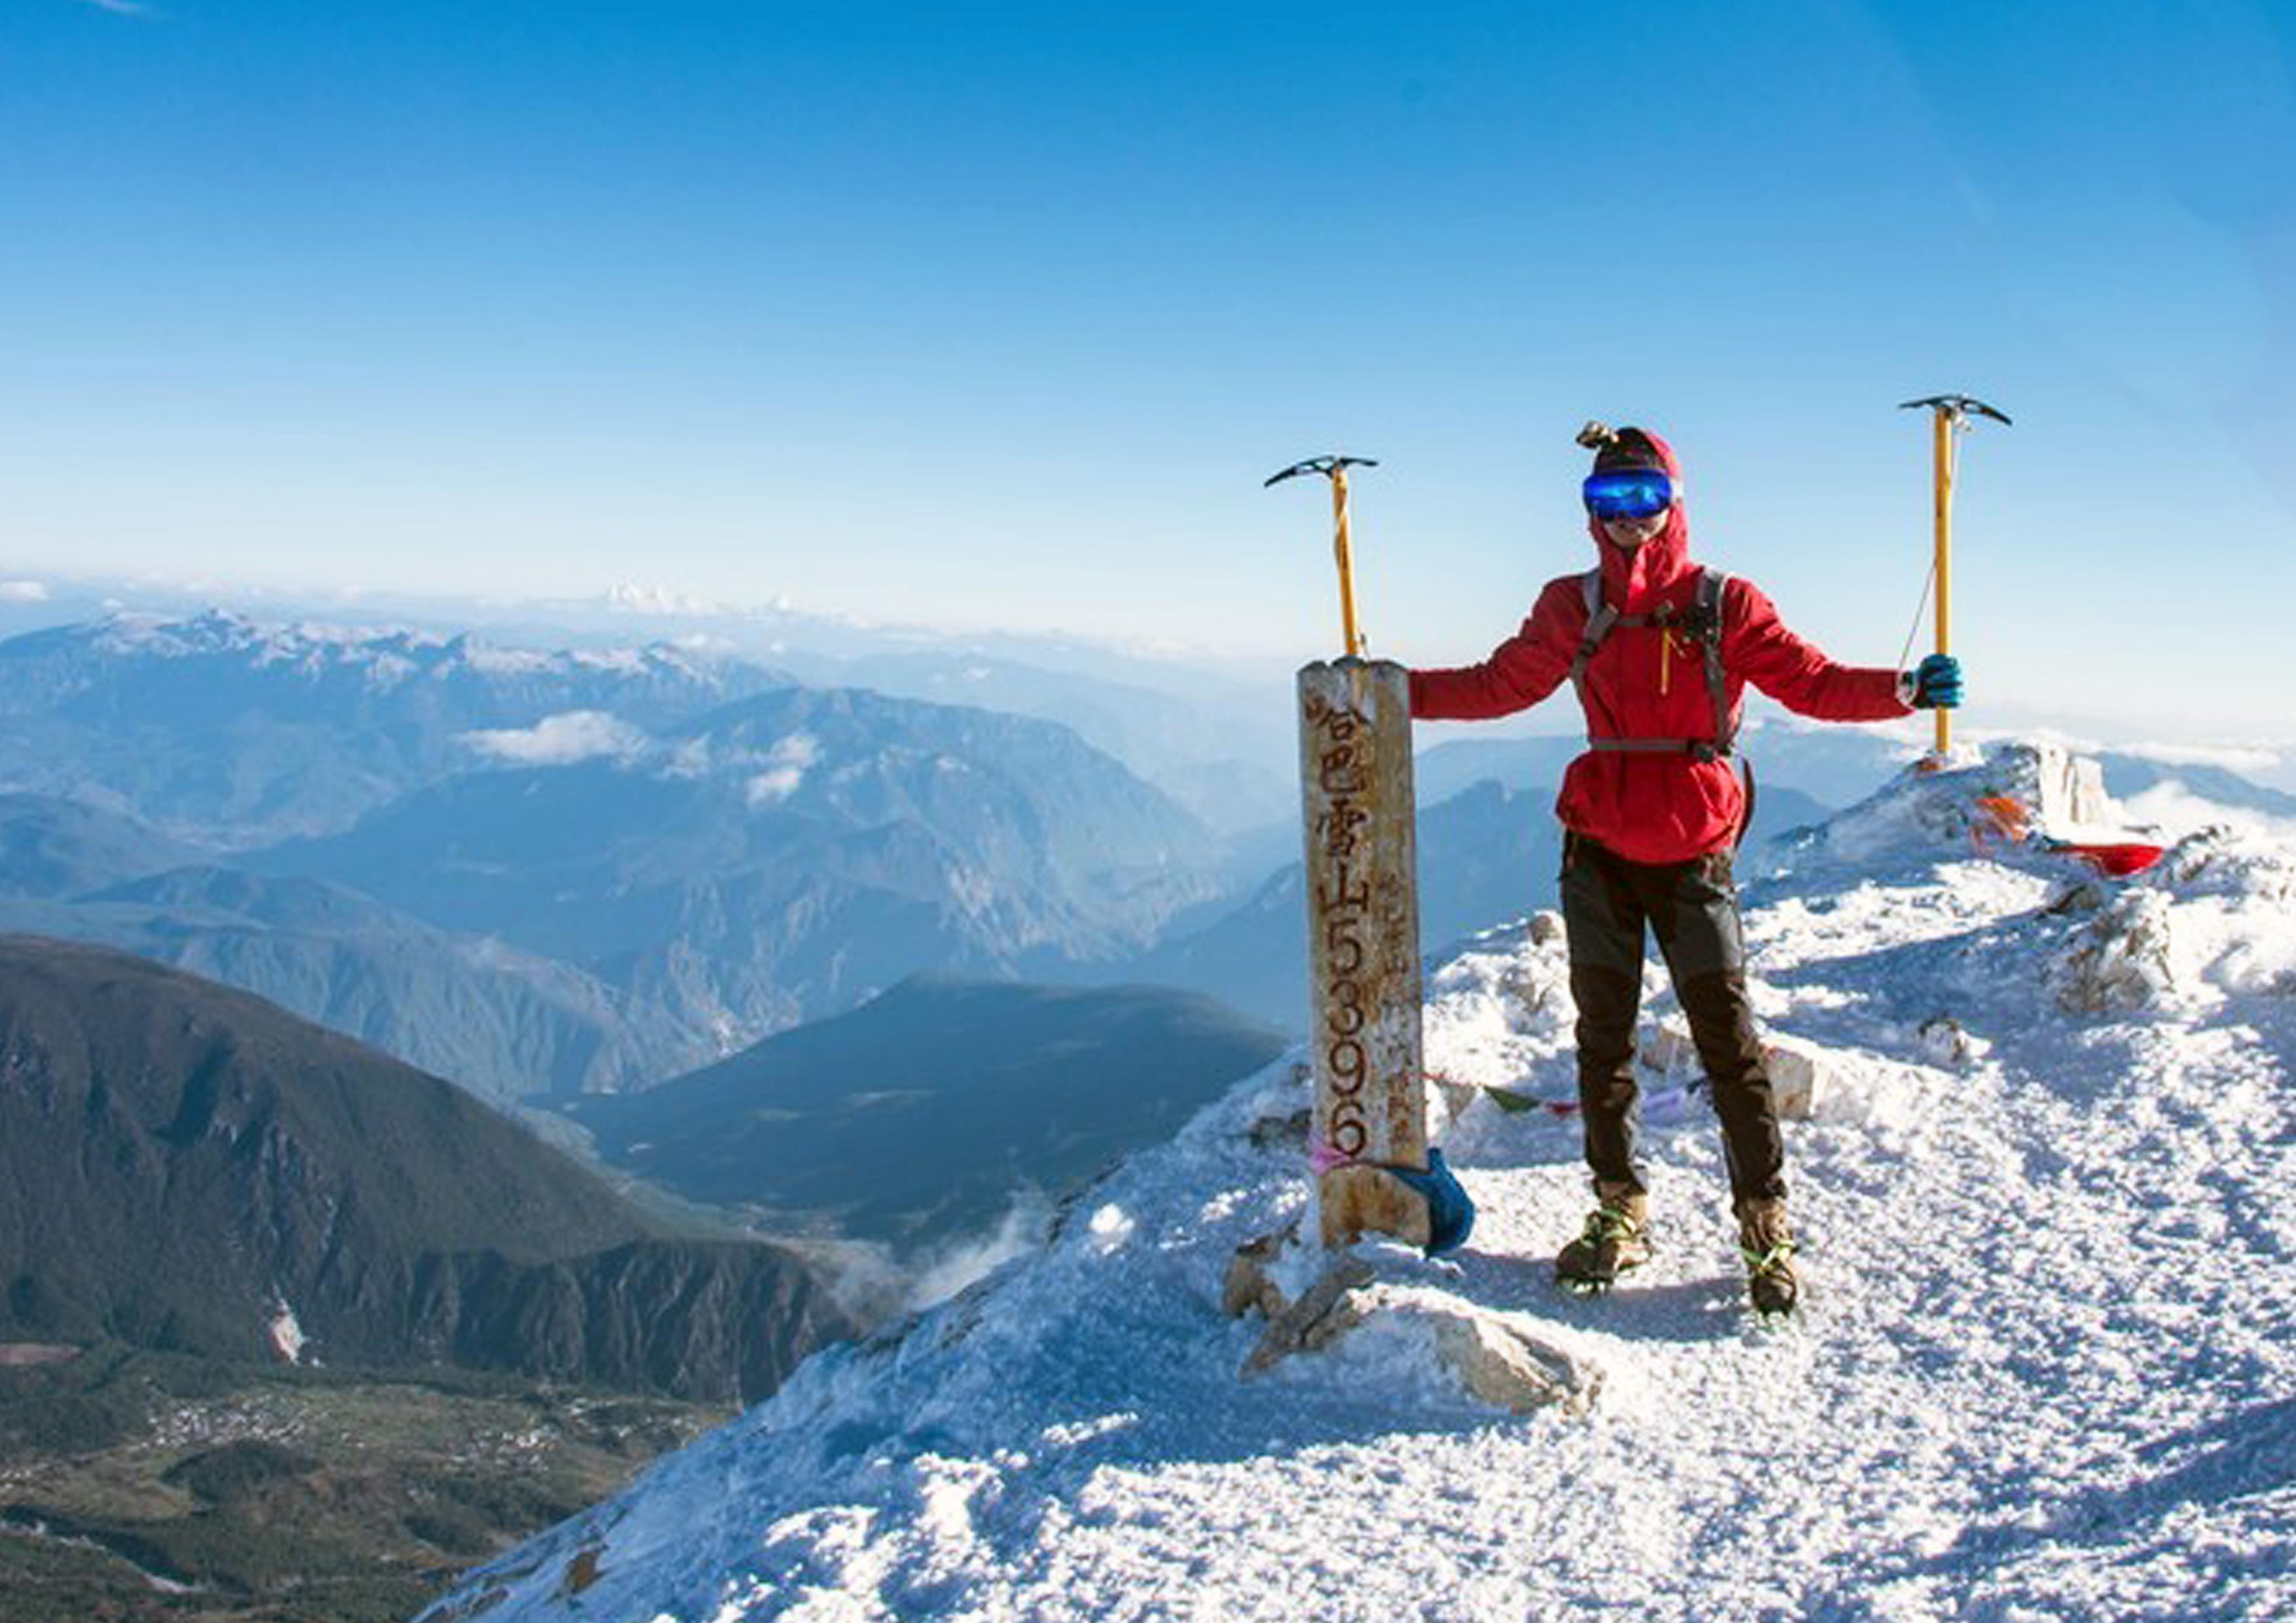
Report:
422,738,2296,1623
1753,738,2296,1017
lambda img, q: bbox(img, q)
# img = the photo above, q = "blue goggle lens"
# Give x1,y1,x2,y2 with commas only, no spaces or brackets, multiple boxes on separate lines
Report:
1583,470,1676,520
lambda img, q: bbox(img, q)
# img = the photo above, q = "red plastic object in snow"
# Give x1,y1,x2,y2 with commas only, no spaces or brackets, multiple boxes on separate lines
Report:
1971,794,2166,877
2046,840,2167,878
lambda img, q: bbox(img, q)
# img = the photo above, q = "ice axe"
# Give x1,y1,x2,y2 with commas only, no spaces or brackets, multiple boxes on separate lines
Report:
1267,451,1431,1251
1899,395,2010,761
1266,454,1378,658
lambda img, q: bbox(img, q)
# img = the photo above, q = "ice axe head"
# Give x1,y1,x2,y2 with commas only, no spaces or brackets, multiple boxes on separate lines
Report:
1264,454,1378,488
1899,394,2013,428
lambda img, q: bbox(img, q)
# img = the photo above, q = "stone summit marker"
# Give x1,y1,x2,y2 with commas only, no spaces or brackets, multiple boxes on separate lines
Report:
1267,452,1431,1252
1297,657,1430,1249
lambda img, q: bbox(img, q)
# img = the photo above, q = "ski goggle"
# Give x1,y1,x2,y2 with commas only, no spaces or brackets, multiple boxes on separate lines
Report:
1582,469,1678,521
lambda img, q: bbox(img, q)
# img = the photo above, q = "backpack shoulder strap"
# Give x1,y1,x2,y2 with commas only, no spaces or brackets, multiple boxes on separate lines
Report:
1568,568,1615,690
1575,567,1741,761
1698,568,1734,755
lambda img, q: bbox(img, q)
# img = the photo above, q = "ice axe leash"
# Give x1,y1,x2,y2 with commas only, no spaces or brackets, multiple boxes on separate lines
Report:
1898,395,2009,761
1266,454,1378,658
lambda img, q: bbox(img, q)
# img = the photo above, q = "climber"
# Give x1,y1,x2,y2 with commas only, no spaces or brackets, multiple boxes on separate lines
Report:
1407,423,1961,1313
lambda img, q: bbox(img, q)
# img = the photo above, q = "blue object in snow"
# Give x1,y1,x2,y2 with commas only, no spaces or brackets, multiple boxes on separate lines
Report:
1381,1147,1477,1257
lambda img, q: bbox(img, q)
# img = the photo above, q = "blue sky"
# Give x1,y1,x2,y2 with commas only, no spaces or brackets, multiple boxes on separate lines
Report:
5,1,2292,738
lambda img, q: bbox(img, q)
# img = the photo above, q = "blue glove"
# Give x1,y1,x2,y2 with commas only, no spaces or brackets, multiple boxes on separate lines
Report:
1909,652,1963,709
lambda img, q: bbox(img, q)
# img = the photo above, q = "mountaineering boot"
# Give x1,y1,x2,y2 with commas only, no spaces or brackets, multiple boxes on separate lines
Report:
1736,1196,1799,1316
1555,1182,1649,1291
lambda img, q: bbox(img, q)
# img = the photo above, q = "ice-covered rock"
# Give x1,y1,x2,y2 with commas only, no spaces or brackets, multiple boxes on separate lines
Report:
2052,827,2296,1010
1915,1014,1990,1068
1637,1016,1839,1118
1225,1226,1599,1415
2055,889,2179,1013
1774,738,2123,874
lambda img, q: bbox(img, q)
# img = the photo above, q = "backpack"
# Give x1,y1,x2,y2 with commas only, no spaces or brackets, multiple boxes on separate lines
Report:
1568,565,1736,761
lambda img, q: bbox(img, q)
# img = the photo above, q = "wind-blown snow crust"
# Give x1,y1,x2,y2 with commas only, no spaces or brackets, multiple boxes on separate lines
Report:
425,744,2295,1622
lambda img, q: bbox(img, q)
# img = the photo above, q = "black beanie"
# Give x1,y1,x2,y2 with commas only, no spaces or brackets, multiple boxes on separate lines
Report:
1577,421,1666,474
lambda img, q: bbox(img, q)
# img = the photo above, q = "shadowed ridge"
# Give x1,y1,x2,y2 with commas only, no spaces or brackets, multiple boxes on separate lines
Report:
0,937,853,1400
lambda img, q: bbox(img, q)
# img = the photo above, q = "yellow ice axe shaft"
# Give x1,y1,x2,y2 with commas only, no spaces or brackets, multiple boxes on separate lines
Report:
1331,466,1363,659
1899,393,2009,762
1265,453,1380,658
1931,406,1955,758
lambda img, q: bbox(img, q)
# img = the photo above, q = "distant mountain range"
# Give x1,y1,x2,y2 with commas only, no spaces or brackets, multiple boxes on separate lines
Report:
0,611,787,847
766,646,1298,836
2,609,2285,1113
0,583,1304,834
255,684,1227,1044
0,616,1234,1092
0,939,852,1403
0,794,700,1101
2096,755,2296,819
559,976,1289,1253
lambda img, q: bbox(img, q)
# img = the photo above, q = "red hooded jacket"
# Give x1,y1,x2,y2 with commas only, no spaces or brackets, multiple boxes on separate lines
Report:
1408,431,1911,865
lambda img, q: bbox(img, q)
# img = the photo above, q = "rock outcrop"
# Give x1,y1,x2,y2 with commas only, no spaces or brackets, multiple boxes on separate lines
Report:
1223,1221,1600,1416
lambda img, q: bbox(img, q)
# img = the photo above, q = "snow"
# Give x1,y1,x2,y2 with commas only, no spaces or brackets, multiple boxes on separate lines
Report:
72,607,720,693
423,742,2296,1623
570,647,657,675
460,643,560,675
267,1300,307,1365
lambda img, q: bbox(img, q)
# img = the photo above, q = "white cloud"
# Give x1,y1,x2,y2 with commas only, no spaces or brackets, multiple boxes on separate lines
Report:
2119,781,2296,844
745,732,821,806
0,581,49,602
903,1188,1056,1310
73,0,154,16
1974,725,2282,779
605,580,731,618
662,737,716,779
2109,740,2282,774
460,711,648,767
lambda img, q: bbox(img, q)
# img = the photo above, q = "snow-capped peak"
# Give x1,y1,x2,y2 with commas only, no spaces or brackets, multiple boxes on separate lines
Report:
75,607,728,690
